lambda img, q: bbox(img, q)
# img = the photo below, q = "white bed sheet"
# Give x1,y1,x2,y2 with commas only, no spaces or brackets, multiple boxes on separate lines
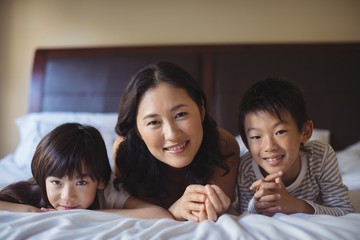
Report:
1,210,360,240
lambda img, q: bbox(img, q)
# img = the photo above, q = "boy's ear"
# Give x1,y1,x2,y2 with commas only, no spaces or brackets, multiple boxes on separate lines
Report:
97,181,106,190
301,120,313,143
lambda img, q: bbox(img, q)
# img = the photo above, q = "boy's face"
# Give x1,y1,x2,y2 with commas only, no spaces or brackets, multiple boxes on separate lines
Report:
244,110,310,183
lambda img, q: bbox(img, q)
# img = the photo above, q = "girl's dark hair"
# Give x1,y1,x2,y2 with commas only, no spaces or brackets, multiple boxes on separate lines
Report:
114,61,232,205
238,78,310,148
0,179,46,208
0,123,111,209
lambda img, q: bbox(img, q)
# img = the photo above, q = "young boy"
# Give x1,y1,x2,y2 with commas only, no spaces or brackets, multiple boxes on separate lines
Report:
236,78,354,216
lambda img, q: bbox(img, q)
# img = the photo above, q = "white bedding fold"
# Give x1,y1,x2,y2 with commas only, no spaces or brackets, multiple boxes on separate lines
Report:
1,210,360,240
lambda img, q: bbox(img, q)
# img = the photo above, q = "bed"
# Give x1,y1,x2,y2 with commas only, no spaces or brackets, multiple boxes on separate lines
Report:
1,44,360,239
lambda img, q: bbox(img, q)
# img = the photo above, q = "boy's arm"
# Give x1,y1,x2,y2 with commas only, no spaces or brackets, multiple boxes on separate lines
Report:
304,145,354,216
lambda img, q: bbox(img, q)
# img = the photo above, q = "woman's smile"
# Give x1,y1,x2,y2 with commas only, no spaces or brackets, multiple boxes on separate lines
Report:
165,141,188,153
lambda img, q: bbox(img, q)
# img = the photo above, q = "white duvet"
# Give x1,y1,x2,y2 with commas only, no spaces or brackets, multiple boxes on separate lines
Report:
1,210,360,240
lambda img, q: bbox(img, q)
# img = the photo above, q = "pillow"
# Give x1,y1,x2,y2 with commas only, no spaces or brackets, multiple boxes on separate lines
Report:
310,128,331,144
336,141,360,180
13,112,118,170
235,135,248,157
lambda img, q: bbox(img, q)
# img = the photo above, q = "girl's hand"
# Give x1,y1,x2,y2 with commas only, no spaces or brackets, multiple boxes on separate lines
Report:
168,184,207,221
40,207,56,212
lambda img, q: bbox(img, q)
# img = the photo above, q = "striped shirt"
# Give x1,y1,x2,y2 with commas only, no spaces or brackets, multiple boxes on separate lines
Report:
235,140,354,216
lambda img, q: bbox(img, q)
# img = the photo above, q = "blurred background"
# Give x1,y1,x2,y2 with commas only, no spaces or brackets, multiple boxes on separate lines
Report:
1,0,360,157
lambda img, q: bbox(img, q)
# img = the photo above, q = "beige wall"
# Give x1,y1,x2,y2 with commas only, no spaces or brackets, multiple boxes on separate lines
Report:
1,0,360,157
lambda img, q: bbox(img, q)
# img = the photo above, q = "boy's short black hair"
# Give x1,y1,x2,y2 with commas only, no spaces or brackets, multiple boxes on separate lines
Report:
238,78,310,147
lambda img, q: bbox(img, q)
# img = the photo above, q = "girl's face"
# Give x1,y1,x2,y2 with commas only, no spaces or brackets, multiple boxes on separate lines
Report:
45,171,105,210
244,110,311,183
136,83,204,169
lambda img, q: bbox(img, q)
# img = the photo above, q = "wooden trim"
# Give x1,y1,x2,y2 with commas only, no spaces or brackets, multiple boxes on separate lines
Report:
28,49,47,112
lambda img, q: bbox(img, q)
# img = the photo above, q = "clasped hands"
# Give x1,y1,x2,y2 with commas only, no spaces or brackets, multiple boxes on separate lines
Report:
169,184,230,222
250,171,305,216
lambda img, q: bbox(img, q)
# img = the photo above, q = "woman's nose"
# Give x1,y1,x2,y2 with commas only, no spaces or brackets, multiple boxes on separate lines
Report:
164,121,181,140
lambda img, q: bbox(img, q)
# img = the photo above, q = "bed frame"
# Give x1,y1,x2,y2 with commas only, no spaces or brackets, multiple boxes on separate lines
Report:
28,43,360,150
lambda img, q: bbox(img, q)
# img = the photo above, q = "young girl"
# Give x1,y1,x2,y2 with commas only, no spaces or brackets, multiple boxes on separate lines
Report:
236,78,354,216
0,123,172,219
113,61,240,222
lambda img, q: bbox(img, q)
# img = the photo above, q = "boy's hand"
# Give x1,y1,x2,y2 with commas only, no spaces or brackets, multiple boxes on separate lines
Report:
252,175,315,215
249,171,282,216
267,177,314,215
250,171,282,201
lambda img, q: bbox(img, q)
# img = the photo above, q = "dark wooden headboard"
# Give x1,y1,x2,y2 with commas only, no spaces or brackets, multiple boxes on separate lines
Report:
29,43,360,150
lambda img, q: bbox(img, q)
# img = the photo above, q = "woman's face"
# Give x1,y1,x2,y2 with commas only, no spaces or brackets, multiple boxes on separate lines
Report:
136,83,204,169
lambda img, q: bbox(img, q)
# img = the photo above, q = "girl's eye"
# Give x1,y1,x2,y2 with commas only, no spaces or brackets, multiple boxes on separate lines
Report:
51,180,61,186
77,180,87,186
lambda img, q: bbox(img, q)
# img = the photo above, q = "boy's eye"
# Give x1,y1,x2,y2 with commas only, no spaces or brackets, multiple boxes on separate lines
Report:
276,130,287,135
249,136,261,140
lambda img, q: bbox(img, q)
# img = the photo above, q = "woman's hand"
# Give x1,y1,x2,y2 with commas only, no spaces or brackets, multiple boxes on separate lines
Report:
168,184,207,221
198,184,231,221
169,184,230,222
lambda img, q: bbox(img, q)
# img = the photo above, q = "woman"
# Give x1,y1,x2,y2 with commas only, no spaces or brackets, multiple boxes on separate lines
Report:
113,62,240,221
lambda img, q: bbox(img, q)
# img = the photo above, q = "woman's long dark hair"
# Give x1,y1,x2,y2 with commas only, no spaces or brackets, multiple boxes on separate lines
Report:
0,123,111,209
114,62,232,205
